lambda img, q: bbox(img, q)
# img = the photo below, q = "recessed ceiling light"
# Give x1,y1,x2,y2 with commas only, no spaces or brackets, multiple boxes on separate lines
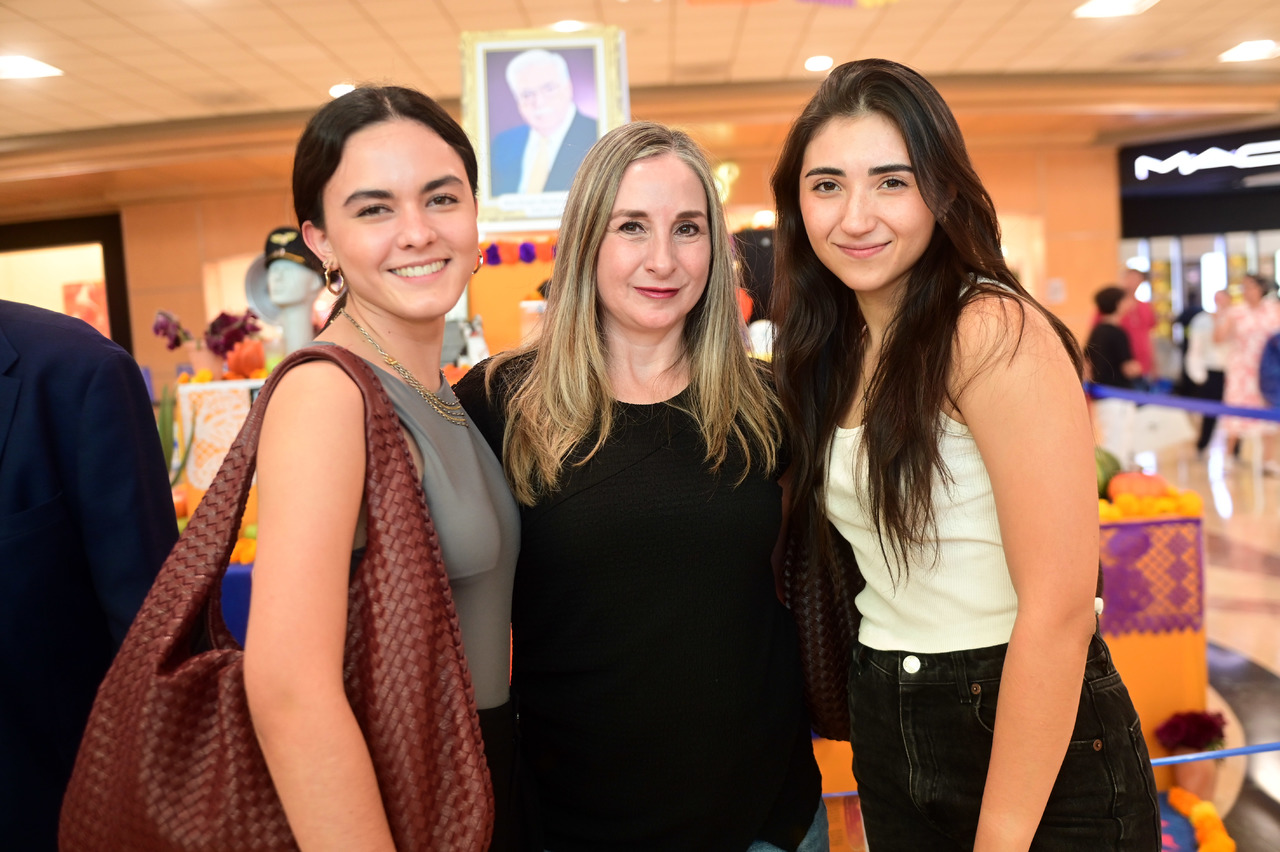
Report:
1219,40,1280,63
1072,0,1160,18
805,55,834,73
550,20,588,33
0,55,63,79
329,83,355,98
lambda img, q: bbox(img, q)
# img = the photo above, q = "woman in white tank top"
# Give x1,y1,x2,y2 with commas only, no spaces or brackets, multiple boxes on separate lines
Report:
769,59,1159,851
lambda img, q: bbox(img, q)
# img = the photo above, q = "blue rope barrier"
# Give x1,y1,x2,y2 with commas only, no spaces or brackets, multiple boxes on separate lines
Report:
1150,740,1280,766
817,741,1280,798
1085,382,1280,423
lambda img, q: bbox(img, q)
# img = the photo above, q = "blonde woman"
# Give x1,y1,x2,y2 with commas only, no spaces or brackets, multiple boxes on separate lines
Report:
455,122,825,852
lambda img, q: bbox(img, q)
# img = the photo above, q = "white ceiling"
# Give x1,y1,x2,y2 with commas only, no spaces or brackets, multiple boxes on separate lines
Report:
1,0,1279,142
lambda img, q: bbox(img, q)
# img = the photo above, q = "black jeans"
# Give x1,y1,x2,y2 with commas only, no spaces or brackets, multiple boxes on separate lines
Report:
848,633,1160,851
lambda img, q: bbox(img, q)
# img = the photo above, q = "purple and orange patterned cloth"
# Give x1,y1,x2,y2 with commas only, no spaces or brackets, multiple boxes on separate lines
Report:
1100,519,1203,635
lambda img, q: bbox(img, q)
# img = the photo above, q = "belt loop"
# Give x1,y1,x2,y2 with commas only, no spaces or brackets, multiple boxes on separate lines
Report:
1089,629,1111,670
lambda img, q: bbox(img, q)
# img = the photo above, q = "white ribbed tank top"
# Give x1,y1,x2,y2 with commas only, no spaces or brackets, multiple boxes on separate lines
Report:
826,414,1018,653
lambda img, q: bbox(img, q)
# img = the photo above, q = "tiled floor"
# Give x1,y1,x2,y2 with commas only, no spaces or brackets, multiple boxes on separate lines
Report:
1146,433,1280,851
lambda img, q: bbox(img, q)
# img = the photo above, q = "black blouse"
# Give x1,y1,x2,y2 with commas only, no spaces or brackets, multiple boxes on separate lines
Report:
455,358,820,852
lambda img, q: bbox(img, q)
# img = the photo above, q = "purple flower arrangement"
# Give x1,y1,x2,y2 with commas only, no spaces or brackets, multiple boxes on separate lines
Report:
152,310,191,349
1155,710,1227,752
153,309,260,356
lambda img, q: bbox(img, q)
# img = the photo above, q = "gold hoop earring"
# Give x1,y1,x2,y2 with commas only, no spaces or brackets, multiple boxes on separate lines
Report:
323,261,345,296
473,249,484,276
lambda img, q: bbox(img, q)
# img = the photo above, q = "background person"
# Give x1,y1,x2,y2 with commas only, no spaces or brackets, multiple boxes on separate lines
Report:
1216,273,1280,471
242,86,520,851
1086,286,1142,389
490,49,598,196
770,58,1159,851
0,299,177,851
1086,285,1143,465
455,121,825,852
1117,267,1158,387
1172,285,1202,396
1184,289,1230,454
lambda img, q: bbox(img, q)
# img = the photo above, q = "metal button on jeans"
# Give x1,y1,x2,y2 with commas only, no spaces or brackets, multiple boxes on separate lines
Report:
903,655,921,673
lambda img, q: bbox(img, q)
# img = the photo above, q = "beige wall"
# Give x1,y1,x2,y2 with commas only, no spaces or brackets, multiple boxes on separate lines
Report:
123,191,294,390
971,144,1120,345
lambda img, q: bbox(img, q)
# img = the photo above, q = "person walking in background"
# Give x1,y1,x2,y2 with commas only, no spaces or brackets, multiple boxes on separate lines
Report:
1117,267,1158,388
456,121,826,852
1086,286,1143,463
770,59,1159,851
1172,285,1203,396
1216,273,1280,471
1086,286,1142,389
0,299,177,851
1184,289,1230,454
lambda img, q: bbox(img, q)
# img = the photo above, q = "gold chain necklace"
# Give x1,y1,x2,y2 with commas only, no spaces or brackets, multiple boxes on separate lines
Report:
340,309,467,427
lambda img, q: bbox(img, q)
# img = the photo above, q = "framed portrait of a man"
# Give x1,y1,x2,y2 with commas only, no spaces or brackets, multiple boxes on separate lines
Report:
461,27,629,230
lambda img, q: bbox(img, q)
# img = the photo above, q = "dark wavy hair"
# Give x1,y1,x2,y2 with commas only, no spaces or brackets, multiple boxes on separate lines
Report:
770,58,1082,583
291,85,478,322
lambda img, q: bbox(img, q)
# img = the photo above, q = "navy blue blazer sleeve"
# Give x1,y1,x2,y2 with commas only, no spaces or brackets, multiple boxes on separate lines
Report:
75,348,178,645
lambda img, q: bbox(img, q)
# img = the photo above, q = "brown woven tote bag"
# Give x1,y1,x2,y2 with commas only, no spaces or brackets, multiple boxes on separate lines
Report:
59,345,493,852
781,520,863,742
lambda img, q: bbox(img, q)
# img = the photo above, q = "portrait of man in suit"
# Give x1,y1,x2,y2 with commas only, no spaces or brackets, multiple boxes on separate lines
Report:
489,48,599,196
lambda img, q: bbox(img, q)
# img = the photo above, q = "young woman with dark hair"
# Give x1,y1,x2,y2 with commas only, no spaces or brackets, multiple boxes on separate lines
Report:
770,59,1159,851
243,86,520,851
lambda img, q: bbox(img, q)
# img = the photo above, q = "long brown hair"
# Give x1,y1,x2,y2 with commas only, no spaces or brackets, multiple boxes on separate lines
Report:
770,59,1082,582
488,121,779,505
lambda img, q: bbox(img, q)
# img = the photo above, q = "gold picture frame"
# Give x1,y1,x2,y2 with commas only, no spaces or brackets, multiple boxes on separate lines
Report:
461,27,629,231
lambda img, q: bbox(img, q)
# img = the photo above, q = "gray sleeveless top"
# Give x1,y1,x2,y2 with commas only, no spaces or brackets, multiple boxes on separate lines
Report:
355,353,519,710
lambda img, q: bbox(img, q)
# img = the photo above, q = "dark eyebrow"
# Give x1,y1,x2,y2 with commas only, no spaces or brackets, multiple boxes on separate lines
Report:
423,175,465,193
803,164,913,179
342,188,392,207
342,175,464,207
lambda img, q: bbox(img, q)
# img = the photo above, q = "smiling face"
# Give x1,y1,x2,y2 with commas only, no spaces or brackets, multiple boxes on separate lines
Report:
513,58,574,138
595,153,711,343
799,112,936,307
302,118,478,327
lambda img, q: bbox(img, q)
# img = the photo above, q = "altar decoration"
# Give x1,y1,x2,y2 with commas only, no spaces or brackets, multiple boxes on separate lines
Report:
1164,787,1236,852
1157,711,1227,753
1097,467,1204,522
481,238,556,266
1100,518,1203,635
175,379,264,494
1098,508,1207,790
155,308,260,356
1157,711,1227,800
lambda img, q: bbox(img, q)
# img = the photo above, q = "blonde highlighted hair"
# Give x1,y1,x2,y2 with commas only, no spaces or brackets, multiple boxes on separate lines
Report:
486,121,780,504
